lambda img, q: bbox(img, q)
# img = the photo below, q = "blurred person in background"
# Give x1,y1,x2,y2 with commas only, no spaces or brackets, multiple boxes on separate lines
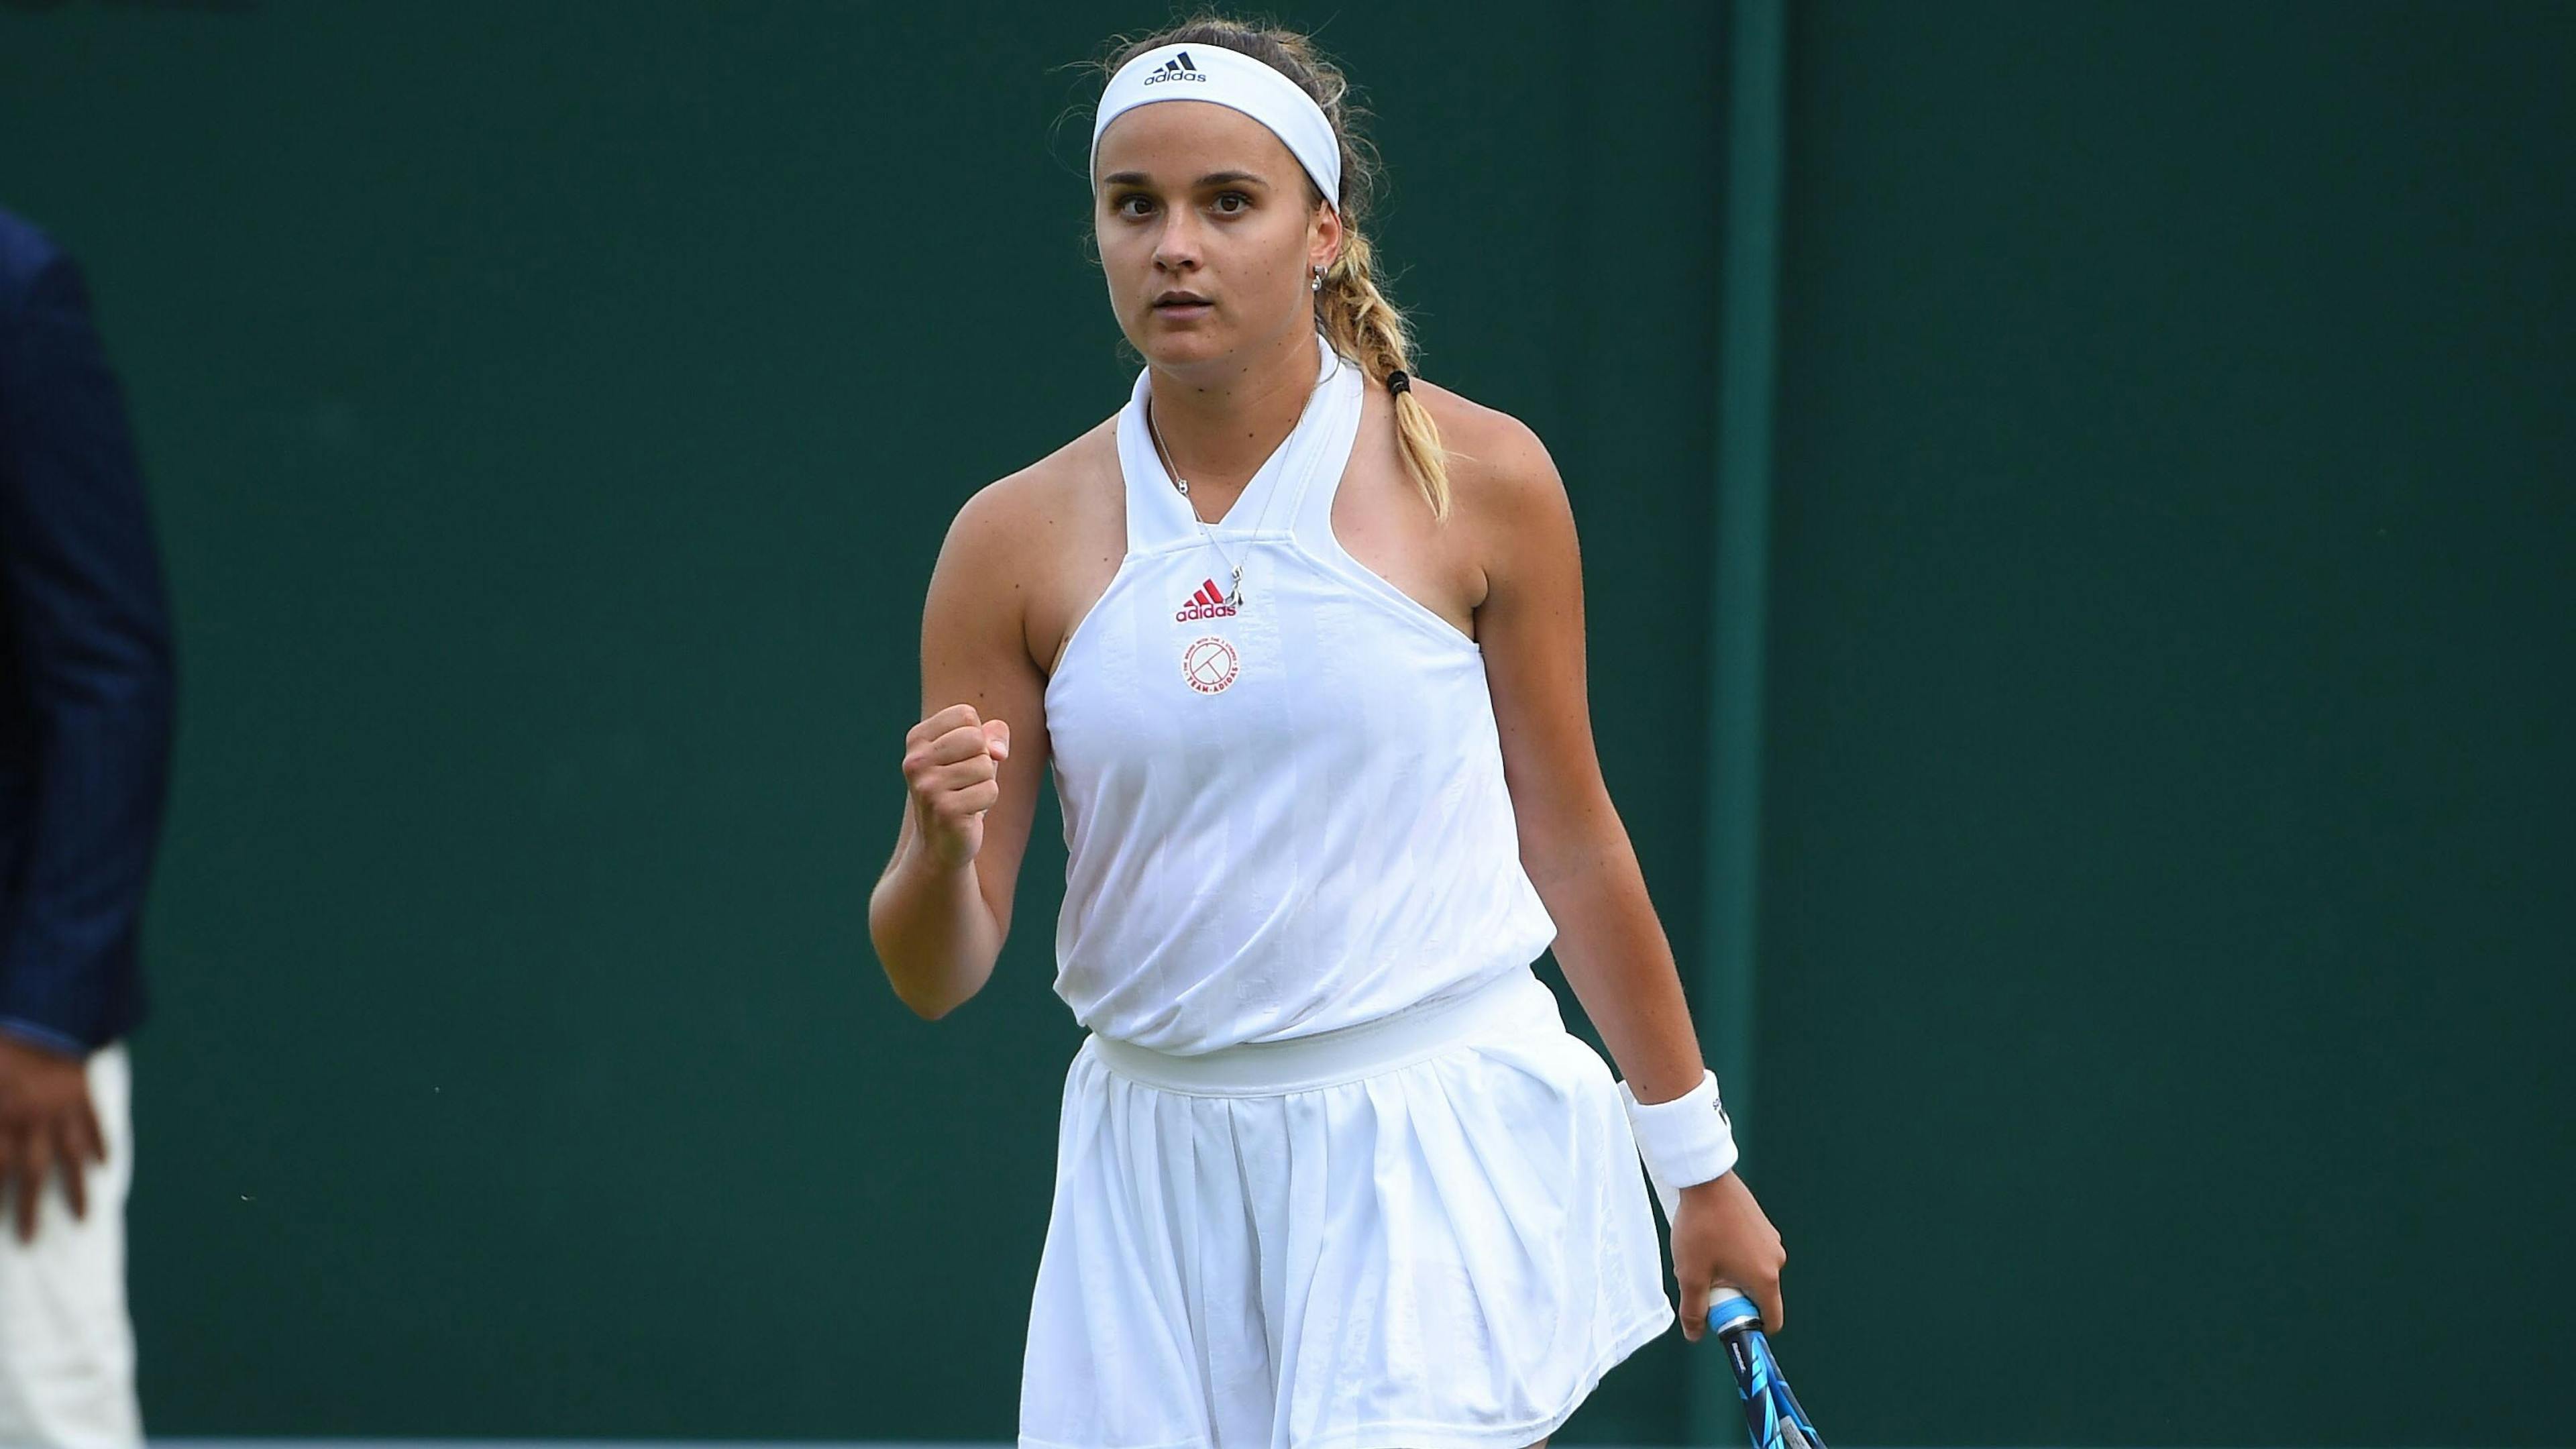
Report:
0,205,174,1449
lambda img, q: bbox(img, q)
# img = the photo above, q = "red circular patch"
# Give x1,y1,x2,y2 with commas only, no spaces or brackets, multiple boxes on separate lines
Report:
1181,636,1240,693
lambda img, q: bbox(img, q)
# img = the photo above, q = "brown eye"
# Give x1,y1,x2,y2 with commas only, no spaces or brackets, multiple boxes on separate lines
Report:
1214,192,1252,215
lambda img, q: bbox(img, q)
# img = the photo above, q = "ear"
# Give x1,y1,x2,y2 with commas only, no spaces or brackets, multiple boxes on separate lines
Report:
1309,199,1345,276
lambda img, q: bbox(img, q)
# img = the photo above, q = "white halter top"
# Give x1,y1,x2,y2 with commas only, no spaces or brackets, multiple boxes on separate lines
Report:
1042,333,1559,1055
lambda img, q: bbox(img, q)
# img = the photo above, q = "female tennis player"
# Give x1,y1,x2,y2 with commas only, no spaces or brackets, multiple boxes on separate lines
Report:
870,16,1788,1448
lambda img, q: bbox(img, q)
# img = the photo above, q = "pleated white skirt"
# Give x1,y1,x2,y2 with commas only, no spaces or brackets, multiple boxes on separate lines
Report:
1018,965,1675,1449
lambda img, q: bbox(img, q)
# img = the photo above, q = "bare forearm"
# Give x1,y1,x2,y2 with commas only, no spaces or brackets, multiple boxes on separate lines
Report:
1527,834,1708,1105
868,833,1004,1019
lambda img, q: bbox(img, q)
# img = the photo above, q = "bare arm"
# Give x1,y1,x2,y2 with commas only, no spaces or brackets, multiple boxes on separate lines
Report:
1466,404,1788,1340
1467,411,1703,1104
868,479,1055,1019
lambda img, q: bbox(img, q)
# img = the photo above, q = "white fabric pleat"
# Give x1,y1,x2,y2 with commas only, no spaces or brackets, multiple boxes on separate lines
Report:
1022,972,1672,1449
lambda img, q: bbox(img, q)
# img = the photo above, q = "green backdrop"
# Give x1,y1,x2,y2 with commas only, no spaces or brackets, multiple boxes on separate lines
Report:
1756,3,2574,1444
1,1,2567,1444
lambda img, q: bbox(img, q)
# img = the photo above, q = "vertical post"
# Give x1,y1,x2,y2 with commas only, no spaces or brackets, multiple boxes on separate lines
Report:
1691,0,1785,1440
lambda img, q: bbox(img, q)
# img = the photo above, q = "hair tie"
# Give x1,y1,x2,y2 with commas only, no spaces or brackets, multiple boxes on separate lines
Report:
1385,370,1411,395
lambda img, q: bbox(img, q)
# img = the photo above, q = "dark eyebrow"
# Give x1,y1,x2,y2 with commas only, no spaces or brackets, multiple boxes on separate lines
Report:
1100,170,1274,190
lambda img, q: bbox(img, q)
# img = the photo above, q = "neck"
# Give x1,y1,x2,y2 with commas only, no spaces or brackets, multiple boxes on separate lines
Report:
1144,323,1319,495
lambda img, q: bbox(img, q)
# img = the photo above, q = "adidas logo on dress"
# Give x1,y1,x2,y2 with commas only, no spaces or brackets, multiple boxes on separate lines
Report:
1173,578,1238,622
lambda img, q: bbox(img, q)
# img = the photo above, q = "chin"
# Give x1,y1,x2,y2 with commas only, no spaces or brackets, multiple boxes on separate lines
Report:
1133,319,1236,369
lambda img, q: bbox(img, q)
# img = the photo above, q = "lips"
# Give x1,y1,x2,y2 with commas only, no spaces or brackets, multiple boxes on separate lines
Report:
1153,293,1212,309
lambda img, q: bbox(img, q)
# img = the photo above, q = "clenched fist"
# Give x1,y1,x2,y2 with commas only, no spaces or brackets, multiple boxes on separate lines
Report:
903,703,1012,870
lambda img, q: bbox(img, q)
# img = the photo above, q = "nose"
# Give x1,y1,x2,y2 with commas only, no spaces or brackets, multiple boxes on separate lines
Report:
1152,209,1202,272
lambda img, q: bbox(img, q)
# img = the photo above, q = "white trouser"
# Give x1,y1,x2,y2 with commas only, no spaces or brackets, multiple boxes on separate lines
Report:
0,1042,142,1449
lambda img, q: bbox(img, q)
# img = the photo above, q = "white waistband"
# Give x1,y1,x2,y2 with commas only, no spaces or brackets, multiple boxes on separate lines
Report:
1084,965,1565,1096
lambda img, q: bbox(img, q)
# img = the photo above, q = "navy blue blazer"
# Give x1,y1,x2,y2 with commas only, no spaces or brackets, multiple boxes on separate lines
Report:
0,208,174,1055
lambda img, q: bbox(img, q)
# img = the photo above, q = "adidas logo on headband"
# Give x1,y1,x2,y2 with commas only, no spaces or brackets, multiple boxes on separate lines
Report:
1142,50,1210,86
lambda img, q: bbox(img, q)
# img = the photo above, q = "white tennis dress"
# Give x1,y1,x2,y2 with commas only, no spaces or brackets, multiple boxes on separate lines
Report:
1023,333,1672,1449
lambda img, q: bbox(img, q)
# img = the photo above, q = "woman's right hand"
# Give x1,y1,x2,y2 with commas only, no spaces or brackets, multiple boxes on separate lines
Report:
904,703,1012,870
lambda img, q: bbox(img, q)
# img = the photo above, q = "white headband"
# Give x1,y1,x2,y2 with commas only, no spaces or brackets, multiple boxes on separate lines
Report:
1090,42,1342,207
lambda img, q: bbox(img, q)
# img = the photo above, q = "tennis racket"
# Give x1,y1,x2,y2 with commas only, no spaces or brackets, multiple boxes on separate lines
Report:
1707,1291,1826,1449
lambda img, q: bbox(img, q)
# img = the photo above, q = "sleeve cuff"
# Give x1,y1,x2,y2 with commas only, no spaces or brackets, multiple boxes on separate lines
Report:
0,1017,92,1059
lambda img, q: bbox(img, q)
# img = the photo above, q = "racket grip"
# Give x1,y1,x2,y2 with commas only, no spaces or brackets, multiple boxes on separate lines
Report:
1707,1289,1765,1338
1707,1294,1827,1449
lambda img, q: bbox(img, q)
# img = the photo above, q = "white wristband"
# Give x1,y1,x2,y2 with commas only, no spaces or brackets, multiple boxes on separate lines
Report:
1617,1069,1739,1224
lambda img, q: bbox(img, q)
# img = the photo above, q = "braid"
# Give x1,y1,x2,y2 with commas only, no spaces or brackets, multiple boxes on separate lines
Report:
1318,234,1452,521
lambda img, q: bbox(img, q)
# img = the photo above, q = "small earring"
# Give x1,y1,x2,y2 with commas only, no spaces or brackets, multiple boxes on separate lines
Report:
1311,266,1324,293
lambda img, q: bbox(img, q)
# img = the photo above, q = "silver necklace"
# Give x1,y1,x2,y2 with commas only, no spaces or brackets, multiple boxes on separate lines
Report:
1144,394,1290,609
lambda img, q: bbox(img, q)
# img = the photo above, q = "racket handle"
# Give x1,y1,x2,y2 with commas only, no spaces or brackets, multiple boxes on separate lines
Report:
1707,1289,1766,1338
1705,1293,1827,1449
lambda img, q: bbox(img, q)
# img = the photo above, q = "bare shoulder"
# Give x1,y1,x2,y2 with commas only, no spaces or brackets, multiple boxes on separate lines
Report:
943,416,1120,571
928,417,1123,675
1406,378,1574,576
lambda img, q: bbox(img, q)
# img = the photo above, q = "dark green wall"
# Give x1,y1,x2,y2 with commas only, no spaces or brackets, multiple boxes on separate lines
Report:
0,1,1717,1440
5,0,2569,1443
1756,1,2574,1444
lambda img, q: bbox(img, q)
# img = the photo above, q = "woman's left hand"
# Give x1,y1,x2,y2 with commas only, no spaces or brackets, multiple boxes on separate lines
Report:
1668,1171,1786,1342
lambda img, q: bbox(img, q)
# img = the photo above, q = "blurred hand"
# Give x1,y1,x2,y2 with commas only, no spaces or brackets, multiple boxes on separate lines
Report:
1671,1170,1787,1342
0,1033,105,1244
